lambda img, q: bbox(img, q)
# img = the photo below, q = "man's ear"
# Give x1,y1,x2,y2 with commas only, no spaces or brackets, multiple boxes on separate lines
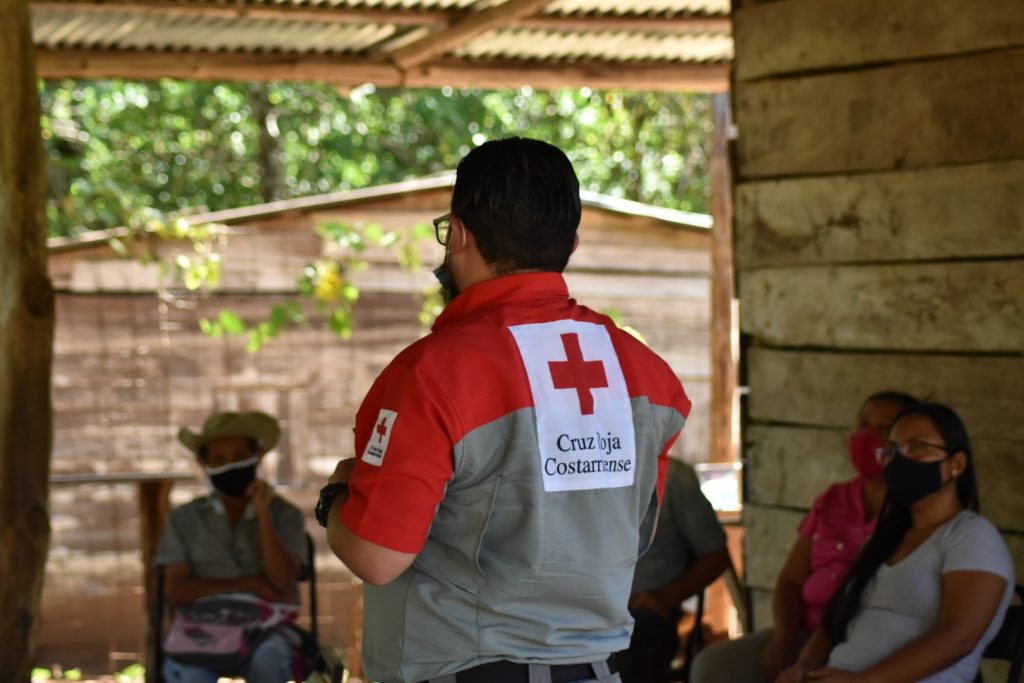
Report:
450,214,473,251
572,231,580,254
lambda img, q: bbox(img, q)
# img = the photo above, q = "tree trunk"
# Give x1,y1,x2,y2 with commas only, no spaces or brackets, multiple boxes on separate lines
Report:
0,1,56,680
249,82,284,203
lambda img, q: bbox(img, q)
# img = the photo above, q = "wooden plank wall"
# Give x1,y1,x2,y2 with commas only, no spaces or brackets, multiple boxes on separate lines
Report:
731,0,1024,634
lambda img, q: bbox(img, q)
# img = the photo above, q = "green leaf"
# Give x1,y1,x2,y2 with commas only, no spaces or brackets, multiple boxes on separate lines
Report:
269,304,289,329
246,332,264,353
198,317,219,336
328,308,353,338
218,309,246,335
108,237,129,258
183,264,204,290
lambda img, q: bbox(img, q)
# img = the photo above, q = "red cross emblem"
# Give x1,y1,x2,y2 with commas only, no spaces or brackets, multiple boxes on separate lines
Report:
375,415,389,443
548,333,608,415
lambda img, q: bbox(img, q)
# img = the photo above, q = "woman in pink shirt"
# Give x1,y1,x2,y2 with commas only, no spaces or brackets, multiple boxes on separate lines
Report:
690,392,918,683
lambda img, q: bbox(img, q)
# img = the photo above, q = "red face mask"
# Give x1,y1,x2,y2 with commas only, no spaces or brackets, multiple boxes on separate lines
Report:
848,430,887,478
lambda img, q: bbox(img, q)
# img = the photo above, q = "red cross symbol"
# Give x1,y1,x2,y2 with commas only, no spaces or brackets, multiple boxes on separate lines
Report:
548,333,608,415
375,415,389,443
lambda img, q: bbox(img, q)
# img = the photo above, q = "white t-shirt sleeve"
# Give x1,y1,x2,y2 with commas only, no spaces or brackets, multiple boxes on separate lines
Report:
941,512,1015,585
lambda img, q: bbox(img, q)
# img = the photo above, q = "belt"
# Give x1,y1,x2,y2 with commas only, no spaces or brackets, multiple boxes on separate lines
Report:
424,655,617,683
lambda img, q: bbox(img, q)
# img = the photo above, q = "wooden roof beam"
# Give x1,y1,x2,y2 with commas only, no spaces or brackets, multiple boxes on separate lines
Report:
410,57,730,91
36,49,730,92
386,0,556,71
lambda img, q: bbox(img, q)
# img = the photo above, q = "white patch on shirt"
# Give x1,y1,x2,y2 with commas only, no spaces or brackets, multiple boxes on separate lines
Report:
510,320,636,492
362,409,398,467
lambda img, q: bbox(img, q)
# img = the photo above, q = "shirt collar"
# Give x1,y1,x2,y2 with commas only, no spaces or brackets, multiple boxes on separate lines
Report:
203,494,258,520
432,272,569,331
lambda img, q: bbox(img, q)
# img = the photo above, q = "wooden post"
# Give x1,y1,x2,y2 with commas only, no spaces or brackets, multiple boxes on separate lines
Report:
709,93,737,463
0,0,56,679
139,480,174,683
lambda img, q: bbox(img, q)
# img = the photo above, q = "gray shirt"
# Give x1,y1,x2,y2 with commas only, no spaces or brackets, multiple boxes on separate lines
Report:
829,511,1015,682
631,459,726,594
154,493,308,604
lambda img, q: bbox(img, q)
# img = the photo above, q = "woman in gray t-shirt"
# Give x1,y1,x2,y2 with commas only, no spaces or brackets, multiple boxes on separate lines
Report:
777,403,1015,683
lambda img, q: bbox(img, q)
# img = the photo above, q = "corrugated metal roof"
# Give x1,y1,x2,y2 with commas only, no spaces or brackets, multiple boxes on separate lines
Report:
458,29,731,62
33,0,731,88
33,9,399,53
544,0,728,14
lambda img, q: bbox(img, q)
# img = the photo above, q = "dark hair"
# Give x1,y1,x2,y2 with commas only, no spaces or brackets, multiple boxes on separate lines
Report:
823,402,979,646
451,137,581,273
198,438,260,462
861,390,920,412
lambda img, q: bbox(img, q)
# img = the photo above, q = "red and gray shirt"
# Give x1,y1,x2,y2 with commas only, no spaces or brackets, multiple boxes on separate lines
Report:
341,272,690,683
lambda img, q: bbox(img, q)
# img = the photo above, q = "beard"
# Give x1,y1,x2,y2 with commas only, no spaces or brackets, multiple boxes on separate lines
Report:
433,257,461,304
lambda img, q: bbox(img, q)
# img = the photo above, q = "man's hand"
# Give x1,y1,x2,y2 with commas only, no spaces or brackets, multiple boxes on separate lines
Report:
246,479,275,515
252,575,294,604
329,458,357,486
628,590,674,619
760,629,799,682
775,665,809,683
806,667,866,683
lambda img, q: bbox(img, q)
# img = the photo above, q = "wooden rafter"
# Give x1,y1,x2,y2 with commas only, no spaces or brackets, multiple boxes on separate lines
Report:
386,0,561,70
36,48,730,91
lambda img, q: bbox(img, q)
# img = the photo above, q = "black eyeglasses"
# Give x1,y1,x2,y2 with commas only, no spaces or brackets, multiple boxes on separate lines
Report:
884,439,951,460
433,213,451,246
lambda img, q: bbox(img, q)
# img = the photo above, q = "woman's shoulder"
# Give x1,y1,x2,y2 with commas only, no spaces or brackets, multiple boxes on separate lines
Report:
944,510,1002,539
939,511,1015,579
811,477,864,511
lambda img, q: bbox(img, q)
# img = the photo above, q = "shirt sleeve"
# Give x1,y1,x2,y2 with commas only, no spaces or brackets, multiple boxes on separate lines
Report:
153,510,188,567
341,360,458,554
673,462,727,557
941,513,1015,583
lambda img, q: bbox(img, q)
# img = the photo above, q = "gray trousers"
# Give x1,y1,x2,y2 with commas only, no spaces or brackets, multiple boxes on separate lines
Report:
689,628,775,683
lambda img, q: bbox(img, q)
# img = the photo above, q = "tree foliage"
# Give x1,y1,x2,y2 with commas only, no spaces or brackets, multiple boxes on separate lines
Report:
40,80,712,237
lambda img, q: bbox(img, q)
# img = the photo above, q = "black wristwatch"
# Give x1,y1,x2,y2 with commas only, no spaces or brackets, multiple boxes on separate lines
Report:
315,482,349,528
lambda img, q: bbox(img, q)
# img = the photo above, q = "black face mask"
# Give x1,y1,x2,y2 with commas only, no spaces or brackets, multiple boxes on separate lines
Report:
884,452,950,508
433,259,460,304
206,456,259,498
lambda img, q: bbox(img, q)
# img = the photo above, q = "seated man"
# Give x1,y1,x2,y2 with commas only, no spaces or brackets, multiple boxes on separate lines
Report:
155,411,307,683
616,458,730,682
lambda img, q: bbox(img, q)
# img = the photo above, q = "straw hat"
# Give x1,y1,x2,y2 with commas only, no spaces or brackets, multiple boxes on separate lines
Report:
178,411,280,456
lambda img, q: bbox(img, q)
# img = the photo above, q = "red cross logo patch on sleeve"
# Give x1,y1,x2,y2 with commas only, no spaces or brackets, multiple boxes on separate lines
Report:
362,409,398,466
510,320,636,493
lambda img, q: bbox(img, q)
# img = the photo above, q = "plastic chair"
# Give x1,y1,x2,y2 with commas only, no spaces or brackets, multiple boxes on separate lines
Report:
153,531,324,682
975,583,1024,683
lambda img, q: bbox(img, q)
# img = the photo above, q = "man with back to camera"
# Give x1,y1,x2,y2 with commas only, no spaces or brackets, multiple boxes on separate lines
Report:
315,137,692,683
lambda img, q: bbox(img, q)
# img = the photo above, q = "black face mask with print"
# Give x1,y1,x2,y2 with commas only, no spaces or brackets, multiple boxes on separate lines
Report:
883,451,949,508
206,456,259,498
433,259,460,304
